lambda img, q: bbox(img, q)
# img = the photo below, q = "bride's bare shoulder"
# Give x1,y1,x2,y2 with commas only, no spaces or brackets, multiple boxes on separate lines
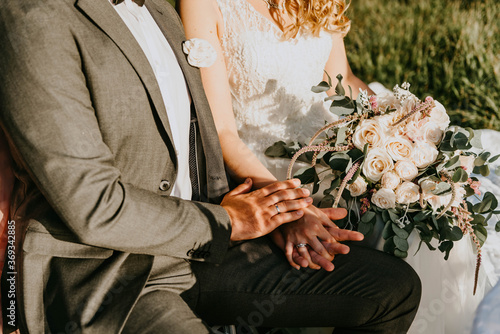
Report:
178,0,224,36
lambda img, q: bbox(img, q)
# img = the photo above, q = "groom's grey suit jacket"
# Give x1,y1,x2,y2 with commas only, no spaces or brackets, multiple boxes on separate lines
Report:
0,0,232,332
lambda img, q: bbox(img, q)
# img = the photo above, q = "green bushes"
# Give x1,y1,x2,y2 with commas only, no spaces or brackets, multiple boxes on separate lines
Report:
345,0,500,130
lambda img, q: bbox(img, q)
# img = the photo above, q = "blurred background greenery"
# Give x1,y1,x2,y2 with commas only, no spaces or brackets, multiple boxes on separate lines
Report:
346,0,499,130
168,0,499,130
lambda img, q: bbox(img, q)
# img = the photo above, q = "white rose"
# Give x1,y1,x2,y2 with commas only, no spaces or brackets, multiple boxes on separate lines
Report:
394,160,419,181
371,188,396,209
353,119,386,150
412,142,439,168
421,121,444,146
347,177,368,197
182,38,217,68
385,136,414,161
429,101,450,131
459,155,475,175
381,170,401,190
362,148,394,182
395,181,420,204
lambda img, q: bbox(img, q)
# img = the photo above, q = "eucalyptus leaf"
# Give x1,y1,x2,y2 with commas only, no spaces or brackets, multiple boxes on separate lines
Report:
358,221,373,236
335,74,345,96
413,210,432,223
336,127,349,146
328,152,351,172
347,149,364,163
318,194,335,208
392,224,410,239
431,182,452,196
361,211,376,223
496,166,500,176
383,236,396,253
438,240,454,260
471,214,486,226
473,224,488,247
324,70,333,87
470,130,483,149
264,141,288,157
496,221,500,233
444,155,460,168
382,220,393,239
323,177,341,195
479,164,490,177
394,249,408,258
388,210,399,223
448,226,464,241
312,81,330,93
393,235,409,251
293,167,317,185
452,168,468,183
489,154,500,163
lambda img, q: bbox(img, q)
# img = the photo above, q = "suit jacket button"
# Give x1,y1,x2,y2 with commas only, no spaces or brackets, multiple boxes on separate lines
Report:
159,180,171,191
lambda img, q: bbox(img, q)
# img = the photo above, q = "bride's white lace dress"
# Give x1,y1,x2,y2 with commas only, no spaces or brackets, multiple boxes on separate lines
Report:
215,0,498,333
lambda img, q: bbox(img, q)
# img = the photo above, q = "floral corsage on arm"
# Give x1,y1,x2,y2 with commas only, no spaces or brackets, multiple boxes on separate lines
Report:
182,38,217,68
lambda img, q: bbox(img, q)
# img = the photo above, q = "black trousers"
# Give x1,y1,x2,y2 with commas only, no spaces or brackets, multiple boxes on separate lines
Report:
123,238,421,334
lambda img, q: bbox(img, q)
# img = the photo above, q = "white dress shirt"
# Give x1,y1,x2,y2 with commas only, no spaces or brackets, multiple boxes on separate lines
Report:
111,0,192,200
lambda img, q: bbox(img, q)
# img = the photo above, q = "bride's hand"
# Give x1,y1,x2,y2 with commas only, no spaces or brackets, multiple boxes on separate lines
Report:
271,206,364,271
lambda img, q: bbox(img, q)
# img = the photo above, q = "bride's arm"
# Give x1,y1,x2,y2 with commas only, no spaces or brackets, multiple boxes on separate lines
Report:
179,0,277,189
179,0,363,270
324,33,374,97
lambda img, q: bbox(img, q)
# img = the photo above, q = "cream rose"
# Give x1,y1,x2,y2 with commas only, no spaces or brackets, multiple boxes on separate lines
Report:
421,121,444,146
385,136,414,161
381,170,401,190
412,142,439,168
394,160,419,181
371,188,396,209
395,181,420,204
182,38,217,68
347,177,368,197
362,148,394,182
459,155,475,175
353,119,386,150
429,101,450,131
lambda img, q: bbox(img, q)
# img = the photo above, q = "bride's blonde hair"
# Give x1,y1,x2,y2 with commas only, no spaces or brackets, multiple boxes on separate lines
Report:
282,0,351,39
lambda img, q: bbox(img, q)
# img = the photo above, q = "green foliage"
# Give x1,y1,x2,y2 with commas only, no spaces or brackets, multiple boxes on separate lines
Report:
345,0,500,130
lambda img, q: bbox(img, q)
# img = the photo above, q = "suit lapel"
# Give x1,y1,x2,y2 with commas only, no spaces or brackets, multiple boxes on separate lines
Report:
75,0,175,144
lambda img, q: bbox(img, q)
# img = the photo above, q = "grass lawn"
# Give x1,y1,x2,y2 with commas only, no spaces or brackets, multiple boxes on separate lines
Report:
345,0,500,130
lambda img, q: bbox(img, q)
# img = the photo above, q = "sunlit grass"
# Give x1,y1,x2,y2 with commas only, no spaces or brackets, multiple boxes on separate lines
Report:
345,0,500,130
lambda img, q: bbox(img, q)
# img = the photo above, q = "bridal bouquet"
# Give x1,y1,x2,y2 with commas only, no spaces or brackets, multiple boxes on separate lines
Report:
266,76,499,292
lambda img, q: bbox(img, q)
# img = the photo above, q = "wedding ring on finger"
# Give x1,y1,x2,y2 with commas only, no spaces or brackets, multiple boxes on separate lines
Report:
274,204,281,214
295,243,307,249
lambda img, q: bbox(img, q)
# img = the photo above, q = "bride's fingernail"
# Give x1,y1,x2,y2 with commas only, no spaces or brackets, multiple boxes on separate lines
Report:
296,210,304,216
305,197,313,203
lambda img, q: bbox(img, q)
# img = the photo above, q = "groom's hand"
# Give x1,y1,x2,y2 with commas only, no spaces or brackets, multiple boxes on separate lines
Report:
222,178,312,241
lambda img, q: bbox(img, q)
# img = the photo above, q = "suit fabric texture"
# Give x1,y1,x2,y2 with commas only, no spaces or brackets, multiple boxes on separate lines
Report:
0,0,422,333
0,0,231,332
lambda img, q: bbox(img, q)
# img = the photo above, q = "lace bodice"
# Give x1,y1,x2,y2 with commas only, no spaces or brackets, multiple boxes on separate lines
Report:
215,0,337,178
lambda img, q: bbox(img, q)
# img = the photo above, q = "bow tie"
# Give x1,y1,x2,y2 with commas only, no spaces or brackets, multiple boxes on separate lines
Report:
111,0,145,7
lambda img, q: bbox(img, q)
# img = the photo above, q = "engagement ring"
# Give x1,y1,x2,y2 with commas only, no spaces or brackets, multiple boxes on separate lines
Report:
274,204,280,214
295,243,307,248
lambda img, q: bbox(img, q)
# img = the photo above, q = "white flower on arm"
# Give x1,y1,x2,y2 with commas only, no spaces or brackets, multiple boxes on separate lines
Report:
182,38,217,68
371,188,396,209
353,119,386,150
347,176,368,197
385,135,414,161
381,170,401,190
395,181,420,204
412,141,439,168
362,148,394,182
394,160,419,181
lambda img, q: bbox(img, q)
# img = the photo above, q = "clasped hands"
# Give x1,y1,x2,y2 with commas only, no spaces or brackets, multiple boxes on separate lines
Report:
221,178,363,271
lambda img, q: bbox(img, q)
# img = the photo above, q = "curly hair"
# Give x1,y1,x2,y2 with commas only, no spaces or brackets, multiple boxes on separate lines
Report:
281,0,351,39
